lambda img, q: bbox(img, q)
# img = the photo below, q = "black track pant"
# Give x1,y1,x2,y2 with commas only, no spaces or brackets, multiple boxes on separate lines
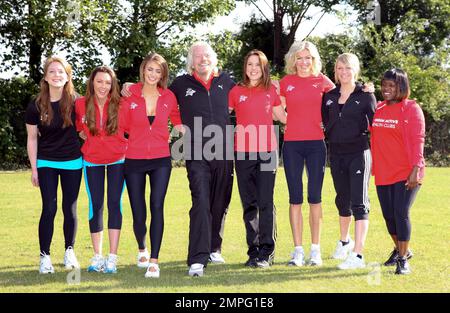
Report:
185,159,234,266
235,152,277,262
37,167,82,255
376,181,420,241
83,163,125,233
125,167,171,259
330,150,371,221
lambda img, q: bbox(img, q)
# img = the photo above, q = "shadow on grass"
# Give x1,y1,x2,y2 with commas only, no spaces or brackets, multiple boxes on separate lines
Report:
0,260,369,292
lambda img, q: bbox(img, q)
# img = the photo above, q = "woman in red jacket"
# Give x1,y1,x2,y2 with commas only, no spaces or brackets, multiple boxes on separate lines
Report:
75,66,126,274
120,52,182,278
371,69,425,274
228,49,286,268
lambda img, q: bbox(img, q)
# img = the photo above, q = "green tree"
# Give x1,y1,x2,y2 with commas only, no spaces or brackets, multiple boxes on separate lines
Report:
0,0,118,84
104,0,235,83
345,0,450,55
240,0,341,71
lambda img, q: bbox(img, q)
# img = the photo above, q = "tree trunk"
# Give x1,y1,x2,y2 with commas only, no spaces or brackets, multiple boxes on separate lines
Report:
28,0,42,84
273,8,284,72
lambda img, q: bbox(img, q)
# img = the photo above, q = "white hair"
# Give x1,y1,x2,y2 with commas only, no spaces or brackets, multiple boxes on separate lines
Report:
185,41,218,74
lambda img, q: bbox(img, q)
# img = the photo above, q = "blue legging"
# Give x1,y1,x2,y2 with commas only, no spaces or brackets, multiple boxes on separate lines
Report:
282,140,326,204
125,167,171,259
83,163,125,233
376,181,420,241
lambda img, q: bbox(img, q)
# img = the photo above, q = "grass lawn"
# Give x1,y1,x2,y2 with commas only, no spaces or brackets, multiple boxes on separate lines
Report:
0,167,449,293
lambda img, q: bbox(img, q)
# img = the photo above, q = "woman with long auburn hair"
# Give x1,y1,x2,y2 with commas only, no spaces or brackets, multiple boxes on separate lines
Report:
25,56,82,274
75,66,127,274
228,49,286,268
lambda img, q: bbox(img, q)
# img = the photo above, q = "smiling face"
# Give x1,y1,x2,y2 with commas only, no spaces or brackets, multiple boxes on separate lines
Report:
246,55,263,86
44,61,68,89
335,61,356,85
295,49,313,77
93,71,112,102
381,79,399,104
143,61,162,87
192,45,214,78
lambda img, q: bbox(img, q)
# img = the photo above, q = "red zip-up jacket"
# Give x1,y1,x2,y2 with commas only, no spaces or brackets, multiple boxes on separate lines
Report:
120,83,182,160
75,96,127,164
370,99,425,183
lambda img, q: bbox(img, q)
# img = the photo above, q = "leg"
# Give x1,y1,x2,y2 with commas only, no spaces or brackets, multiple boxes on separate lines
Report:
305,140,326,245
186,160,212,266
209,159,234,253
393,182,420,257
84,165,106,255
125,171,147,250
148,166,171,262
349,150,371,255
106,163,125,255
256,151,277,262
59,168,82,249
330,154,352,242
282,141,305,247
37,167,59,255
235,155,259,259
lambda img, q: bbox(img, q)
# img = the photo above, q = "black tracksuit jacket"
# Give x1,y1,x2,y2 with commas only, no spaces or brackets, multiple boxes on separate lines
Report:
321,83,376,155
169,72,235,160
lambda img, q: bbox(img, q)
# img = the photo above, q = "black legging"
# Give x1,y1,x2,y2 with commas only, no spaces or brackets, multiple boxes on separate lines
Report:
125,167,171,259
84,163,125,233
37,167,82,255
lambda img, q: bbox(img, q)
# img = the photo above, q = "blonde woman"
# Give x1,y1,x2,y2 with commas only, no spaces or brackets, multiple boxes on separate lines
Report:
322,53,376,269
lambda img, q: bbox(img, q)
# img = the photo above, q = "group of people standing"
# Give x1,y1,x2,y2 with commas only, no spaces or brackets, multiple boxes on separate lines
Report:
25,40,425,278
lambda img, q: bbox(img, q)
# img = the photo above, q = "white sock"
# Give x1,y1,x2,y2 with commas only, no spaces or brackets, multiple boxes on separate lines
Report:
294,246,304,252
108,253,117,260
311,244,320,251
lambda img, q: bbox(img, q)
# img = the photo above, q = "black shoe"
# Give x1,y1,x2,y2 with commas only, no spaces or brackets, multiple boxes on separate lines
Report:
256,258,273,268
244,258,258,268
384,249,413,266
395,257,412,275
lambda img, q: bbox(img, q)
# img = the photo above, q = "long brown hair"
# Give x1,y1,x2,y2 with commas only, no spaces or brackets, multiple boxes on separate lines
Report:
85,66,121,136
139,52,169,89
36,56,76,127
241,49,271,89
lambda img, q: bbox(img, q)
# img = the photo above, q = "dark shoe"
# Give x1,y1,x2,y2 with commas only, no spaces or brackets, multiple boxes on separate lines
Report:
244,258,258,268
395,257,411,275
384,249,413,266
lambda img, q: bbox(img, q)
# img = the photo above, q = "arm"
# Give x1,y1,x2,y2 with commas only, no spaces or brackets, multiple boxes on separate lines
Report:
366,93,377,127
405,103,426,188
120,82,134,97
26,124,39,187
272,105,286,124
321,95,330,130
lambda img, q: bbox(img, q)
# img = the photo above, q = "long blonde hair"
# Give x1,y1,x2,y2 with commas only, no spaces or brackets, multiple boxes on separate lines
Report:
284,41,322,76
85,66,121,136
35,56,76,127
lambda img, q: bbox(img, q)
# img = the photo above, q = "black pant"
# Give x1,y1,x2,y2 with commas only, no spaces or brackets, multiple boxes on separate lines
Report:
376,181,420,241
83,163,125,233
37,167,82,255
330,150,371,220
125,167,171,259
185,159,234,266
235,152,277,262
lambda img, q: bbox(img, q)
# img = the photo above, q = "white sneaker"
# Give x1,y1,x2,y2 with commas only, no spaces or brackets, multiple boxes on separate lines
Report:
137,250,150,268
144,262,160,278
104,255,117,274
332,238,355,260
309,247,323,266
188,263,204,277
209,252,225,264
288,249,305,267
64,246,80,269
87,254,104,272
39,253,55,274
338,252,365,270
